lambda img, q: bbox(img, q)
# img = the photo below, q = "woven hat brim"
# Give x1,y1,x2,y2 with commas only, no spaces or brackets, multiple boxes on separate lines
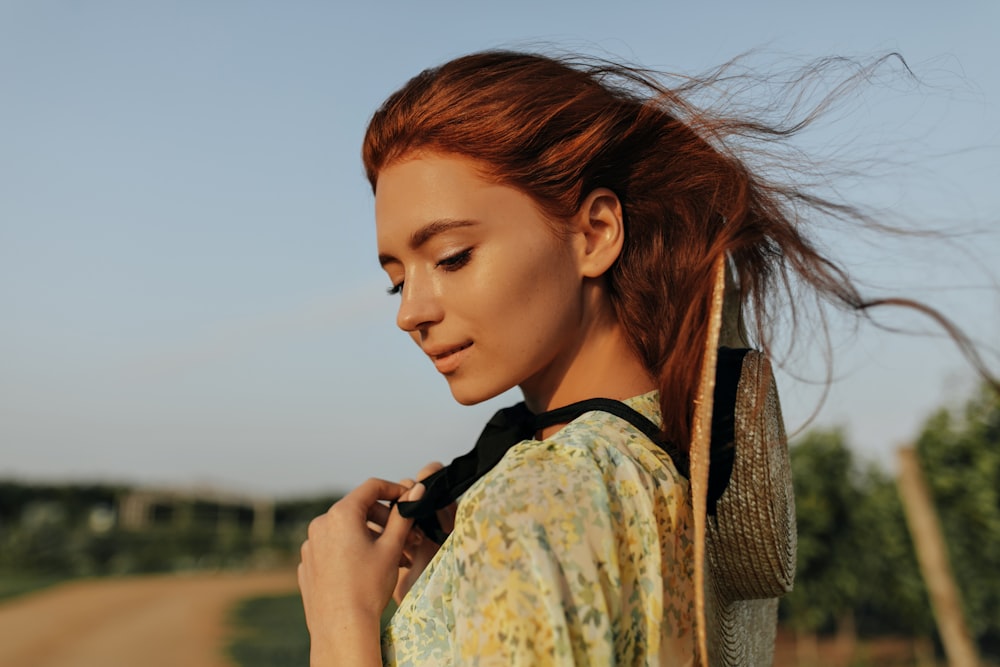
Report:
690,257,797,667
707,350,796,601
704,587,780,666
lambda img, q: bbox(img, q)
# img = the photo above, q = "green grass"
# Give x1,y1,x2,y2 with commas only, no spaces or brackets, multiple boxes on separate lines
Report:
227,593,398,666
227,593,310,667
0,572,67,603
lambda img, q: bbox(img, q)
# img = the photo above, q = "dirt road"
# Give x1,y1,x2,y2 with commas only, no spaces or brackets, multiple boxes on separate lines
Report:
0,570,298,667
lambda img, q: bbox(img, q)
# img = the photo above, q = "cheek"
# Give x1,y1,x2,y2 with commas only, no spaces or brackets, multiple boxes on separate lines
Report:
498,247,580,341
462,233,579,346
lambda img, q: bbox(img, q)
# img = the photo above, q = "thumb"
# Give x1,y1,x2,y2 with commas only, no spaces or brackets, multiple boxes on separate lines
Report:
416,461,444,480
384,482,424,547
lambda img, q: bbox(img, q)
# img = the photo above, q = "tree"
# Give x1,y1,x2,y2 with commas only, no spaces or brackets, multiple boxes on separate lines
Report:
781,428,864,663
781,428,936,663
916,385,1000,658
852,464,933,637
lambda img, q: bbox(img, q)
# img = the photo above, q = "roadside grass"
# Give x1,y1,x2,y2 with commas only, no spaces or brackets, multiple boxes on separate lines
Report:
227,593,309,667
227,593,398,667
0,572,68,603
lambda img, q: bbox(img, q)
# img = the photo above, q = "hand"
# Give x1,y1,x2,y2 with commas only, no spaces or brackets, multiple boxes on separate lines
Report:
393,462,457,604
298,478,424,640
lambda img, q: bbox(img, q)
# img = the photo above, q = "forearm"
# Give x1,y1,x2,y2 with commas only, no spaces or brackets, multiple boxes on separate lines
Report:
309,609,383,667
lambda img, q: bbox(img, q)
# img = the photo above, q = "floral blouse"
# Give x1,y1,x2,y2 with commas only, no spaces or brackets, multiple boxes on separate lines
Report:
382,391,696,666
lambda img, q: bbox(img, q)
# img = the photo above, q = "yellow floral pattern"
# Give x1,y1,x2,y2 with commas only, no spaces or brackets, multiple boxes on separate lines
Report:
382,391,696,666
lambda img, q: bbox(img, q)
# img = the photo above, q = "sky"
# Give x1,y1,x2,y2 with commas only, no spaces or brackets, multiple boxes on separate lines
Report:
2,0,998,498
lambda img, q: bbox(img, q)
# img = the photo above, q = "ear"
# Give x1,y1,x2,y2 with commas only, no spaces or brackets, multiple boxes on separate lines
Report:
573,188,625,278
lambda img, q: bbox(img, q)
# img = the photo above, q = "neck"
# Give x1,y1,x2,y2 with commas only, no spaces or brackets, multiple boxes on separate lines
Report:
520,295,655,425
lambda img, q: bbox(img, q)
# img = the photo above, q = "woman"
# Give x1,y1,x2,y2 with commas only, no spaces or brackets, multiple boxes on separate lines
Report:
298,51,990,666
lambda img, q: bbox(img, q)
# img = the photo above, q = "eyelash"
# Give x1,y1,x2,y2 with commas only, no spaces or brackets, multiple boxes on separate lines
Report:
437,247,473,271
386,248,474,296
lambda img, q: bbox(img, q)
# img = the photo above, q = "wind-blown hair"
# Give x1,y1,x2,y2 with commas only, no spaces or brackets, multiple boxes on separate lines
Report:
362,50,993,451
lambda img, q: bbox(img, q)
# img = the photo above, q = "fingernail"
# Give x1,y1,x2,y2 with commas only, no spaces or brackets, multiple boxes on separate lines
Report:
408,482,425,501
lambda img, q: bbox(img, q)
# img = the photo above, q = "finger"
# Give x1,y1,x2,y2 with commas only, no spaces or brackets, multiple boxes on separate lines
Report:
366,501,392,528
437,503,457,534
394,566,412,605
416,461,444,481
382,482,424,547
394,529,439,604
343,478,410,514
409,536,437,572
405,482,425,502
399,477,416,489
405,527,424,548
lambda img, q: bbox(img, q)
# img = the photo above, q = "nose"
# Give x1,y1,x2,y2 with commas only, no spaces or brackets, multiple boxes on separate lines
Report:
396,276,444,333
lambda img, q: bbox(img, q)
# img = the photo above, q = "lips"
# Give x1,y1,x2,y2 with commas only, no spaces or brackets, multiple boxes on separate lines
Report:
427,342,472,374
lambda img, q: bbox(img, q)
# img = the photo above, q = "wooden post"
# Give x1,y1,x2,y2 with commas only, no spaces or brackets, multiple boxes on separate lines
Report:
896,447,979,667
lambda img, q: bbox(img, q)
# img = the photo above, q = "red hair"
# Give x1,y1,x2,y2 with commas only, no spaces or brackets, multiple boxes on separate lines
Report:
362,51,995,451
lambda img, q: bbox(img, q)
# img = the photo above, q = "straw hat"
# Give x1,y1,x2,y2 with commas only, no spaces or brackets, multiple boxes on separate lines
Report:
690,256,797,666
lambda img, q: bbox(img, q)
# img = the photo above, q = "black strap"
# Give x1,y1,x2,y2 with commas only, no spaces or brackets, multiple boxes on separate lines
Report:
395,402,536,541
397,348,750,544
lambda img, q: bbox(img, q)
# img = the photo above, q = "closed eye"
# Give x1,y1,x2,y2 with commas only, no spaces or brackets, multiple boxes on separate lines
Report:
385,248,472,296
437,248,473,271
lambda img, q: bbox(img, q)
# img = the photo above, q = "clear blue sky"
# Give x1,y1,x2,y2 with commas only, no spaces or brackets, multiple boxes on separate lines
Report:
2,0,998,497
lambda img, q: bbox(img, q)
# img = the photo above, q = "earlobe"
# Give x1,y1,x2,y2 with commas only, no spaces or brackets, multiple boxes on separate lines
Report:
576,188,625,278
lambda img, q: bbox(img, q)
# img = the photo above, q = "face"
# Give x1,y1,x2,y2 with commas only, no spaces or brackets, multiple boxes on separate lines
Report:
375,153,589,407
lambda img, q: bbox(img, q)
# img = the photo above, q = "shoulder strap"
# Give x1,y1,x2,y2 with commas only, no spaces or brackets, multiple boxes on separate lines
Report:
397,391,740,544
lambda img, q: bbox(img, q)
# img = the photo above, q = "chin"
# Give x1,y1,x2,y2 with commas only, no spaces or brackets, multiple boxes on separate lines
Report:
447,378,512,406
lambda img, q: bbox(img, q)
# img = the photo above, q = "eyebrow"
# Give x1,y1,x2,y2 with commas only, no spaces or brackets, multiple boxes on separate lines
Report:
378,218,479,267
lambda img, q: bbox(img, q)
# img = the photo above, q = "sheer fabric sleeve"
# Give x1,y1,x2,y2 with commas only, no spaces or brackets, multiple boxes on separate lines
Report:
382,408,696,667
445,440,694,666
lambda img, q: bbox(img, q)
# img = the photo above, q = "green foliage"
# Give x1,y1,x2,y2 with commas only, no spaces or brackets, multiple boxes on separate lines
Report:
916,385,1000,652
851,465,932,636
0,573,67,602
782,431,935,638
226,594,398,667
782,428,864,633
227,593,311,667
271,494,342,553
0,482,123,526
0,483,343,578
782,382,1000,660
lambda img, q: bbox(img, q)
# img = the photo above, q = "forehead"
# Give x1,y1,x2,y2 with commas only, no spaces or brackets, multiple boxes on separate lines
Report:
374,153,548,250
374,154,493,227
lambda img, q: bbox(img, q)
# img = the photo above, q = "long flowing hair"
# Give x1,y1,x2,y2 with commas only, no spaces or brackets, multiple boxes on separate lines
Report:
362,50,995,451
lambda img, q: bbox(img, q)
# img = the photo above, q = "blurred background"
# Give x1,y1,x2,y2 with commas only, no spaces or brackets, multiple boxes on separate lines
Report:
1,1,998,665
